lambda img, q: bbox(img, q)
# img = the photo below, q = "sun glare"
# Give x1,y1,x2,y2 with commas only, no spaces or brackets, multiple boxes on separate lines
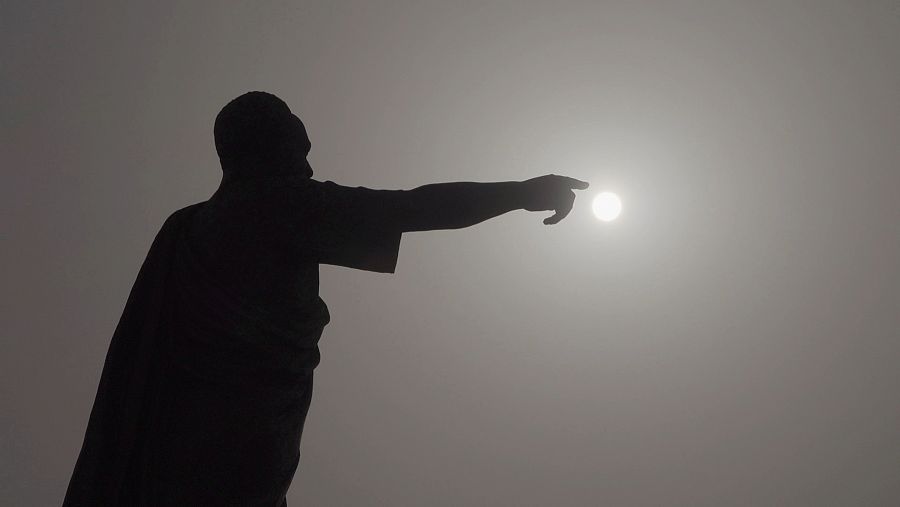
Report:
592,192,622,221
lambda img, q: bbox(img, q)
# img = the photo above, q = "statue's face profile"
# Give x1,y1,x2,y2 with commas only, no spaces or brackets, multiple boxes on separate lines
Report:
215,91,313,180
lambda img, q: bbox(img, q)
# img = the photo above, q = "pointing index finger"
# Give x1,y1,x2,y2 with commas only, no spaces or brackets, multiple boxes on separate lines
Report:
562,177,590,190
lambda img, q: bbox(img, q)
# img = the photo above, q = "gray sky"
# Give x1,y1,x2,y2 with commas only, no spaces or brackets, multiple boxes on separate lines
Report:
3,1,899,505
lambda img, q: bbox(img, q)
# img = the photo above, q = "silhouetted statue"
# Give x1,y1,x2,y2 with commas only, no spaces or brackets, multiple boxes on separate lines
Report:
63,91,589,506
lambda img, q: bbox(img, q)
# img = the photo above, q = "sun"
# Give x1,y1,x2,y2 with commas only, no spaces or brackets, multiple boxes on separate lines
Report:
592,192,622,221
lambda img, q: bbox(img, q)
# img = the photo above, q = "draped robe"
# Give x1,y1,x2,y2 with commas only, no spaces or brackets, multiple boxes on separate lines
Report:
64,174,404,506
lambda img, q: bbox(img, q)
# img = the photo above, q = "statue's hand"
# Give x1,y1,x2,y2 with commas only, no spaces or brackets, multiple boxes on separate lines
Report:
521,174,590,224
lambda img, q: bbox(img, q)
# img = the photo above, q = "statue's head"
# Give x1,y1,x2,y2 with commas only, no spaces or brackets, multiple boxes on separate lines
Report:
214,91,312,181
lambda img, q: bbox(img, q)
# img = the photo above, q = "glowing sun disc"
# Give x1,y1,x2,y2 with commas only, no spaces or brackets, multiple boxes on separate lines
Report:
592,192,622,221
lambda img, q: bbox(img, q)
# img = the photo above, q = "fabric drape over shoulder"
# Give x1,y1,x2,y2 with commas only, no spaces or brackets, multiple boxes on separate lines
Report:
65,178,406,506
63,203,323,506
64,204,196,505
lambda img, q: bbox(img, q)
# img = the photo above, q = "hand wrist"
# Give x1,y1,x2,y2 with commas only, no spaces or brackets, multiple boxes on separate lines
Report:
511,180,530,210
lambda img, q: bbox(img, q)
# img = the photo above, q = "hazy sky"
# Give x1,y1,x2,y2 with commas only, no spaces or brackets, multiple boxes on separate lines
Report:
3,1,899,505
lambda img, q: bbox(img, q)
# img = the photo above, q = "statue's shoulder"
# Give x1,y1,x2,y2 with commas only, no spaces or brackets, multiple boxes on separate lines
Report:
169,201,207,220
157,202,208,233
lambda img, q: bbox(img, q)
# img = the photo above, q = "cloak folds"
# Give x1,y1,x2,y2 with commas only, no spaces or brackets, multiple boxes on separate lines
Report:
64,203,320,506
63,205,192,506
